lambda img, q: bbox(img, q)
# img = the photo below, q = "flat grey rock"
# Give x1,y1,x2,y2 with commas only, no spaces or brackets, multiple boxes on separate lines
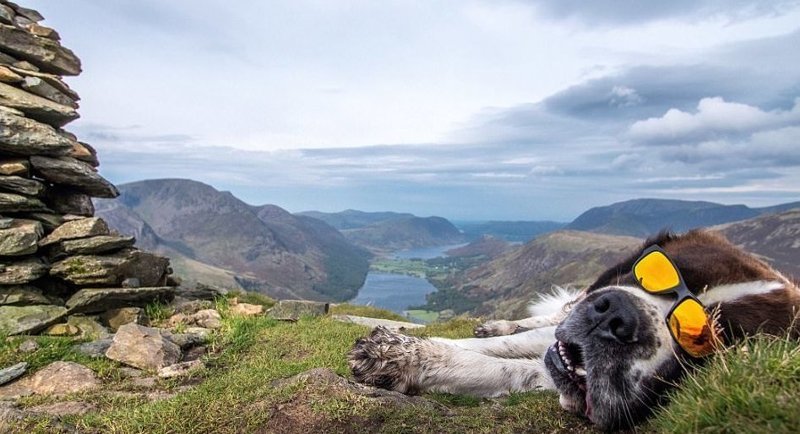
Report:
0,304,66,335
0,362,27,386
65,286,174,314
0,218,42,256
332,315,424,331
0,191,48,213
30,156,118,198
0,256,48,285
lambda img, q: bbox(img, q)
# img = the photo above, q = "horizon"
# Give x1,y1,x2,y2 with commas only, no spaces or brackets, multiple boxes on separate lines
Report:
114,177,799,223
27,1,800,221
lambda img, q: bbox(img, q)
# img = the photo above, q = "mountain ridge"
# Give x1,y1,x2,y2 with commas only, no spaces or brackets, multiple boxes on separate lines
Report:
96,178,370,301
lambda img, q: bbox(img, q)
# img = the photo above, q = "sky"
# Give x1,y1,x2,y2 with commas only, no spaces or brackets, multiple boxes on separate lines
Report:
27,0,800,221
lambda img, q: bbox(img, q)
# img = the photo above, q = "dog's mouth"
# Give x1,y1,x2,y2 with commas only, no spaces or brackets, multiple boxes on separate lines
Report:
547,340,591,418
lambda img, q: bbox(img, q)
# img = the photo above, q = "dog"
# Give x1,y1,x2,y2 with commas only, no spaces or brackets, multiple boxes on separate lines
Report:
348,230,800,430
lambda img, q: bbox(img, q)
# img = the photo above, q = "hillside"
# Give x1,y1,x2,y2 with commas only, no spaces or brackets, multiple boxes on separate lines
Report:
95,179,370,301
566,198,800,237
445,235,512,259
457,220,566,242
429,230,641,318
717,208,800,280
297,209,415,230
342,216,465,253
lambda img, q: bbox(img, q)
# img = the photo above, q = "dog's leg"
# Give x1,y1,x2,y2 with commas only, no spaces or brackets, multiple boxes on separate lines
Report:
432,326,556,358
349,327,554,397
475,287,580,337
474,315,562,337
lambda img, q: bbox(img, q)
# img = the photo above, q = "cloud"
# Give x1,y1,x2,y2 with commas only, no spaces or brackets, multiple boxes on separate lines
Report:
628,97,800,145
517,0,800,25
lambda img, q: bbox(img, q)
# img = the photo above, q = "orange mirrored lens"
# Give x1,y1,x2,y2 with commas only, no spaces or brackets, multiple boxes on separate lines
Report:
668,299,715,357
634,251,681,293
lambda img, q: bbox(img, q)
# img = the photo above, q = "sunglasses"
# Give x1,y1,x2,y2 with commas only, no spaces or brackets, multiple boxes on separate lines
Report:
632,246,718,358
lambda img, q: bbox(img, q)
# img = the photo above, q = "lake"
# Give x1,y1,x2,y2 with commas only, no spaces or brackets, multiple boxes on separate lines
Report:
351,243,467,315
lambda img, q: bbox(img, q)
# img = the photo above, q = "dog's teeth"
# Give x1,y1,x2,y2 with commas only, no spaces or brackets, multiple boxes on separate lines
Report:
575,367,587,377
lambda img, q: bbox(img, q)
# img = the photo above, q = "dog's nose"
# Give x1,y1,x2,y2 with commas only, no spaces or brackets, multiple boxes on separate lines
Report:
587,291,639,343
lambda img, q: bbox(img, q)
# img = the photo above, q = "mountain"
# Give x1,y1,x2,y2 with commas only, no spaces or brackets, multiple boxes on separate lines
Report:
717,208,800,280
95,179,370,301
456,220,566,242
430,230,641,318
566,198,800,237
445,235,512,259
341,216,465,253
297,210,415,230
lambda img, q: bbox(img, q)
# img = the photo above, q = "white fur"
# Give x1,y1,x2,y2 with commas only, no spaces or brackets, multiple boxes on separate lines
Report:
432,326,557,358
699,280,785,306
528,285,581,317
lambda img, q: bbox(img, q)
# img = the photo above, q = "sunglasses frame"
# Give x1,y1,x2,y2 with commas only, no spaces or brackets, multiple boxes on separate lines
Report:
632,245,713,357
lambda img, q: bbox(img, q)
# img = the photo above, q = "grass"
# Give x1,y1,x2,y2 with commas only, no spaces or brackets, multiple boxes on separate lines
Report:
404,309,439,323
329,303,408,322
3,308,799,433
647,334,800,433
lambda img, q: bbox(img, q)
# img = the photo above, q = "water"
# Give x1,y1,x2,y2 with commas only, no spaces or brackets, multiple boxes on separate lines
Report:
351,272,437,313
352,243,467,314
392,243,468,260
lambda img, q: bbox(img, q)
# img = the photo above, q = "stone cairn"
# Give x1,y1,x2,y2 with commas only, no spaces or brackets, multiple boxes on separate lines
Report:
0,1,175,336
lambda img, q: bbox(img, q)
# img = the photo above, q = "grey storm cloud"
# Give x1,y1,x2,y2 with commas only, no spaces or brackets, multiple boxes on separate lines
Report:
518,0,800,25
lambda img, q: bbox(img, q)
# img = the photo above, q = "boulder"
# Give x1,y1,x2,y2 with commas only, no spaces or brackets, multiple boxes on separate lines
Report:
18,339,38,353
50,249,169,288
0,158,30,176
0,285,50,305
268,300,330,321
19,212,63,231
0,175,45,196
5,65,79,101
65,286,174,314
105,324,181,371
0,218,42,256
67,315,110,339
229,302,264,317
21,76,76,107
163,328,210,349
38,217,109,246
0,80,78,126
0,256,49,284
0,304,66,335
46,186,94,216
191,309,222,329
73,337,113,359
100,307,146,332
44,322,80,336
0,191,48,212
48,234,135,258
26,361,100,395
0,362,27,386
0,109,75,155
30,156,118,198
0,23,81,76
157,360,203,379
175,282,228,300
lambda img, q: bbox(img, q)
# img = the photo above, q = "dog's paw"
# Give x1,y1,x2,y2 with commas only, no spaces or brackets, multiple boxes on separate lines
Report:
348,326,422,394
474,320,523,337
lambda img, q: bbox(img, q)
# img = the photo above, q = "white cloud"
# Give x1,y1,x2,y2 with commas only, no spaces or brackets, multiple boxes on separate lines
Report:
628,97,800,144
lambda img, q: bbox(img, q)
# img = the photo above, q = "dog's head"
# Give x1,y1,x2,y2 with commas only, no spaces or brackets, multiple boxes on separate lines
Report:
545,230,800,430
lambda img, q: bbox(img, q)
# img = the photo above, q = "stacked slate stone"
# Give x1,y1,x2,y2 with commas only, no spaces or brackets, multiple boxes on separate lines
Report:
0,1,174,336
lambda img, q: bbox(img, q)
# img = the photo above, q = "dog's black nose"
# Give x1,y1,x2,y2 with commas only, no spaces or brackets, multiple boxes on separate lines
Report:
587,291,639,343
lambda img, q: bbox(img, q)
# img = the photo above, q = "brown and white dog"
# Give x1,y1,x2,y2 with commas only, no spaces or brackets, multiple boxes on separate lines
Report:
348,230,800,430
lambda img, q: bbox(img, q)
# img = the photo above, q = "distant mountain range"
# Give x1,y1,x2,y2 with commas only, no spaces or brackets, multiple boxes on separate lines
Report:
456,220,566,242
95,179,370,301
566,198,800,237
718,208,800,279
298,210,415,230
300,210,465,253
